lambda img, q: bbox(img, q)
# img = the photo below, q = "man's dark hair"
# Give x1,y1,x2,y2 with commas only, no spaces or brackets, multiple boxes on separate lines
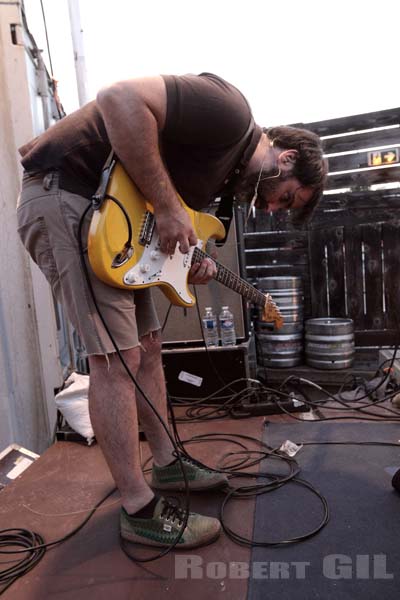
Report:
264,125,328,224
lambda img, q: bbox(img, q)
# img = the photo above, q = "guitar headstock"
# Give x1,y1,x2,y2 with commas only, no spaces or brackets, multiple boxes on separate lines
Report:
261,293,284,329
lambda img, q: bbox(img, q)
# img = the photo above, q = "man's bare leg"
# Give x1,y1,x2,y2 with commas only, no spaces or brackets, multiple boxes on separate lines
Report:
135,330,176,467
135,330,228,493
88,347,154,514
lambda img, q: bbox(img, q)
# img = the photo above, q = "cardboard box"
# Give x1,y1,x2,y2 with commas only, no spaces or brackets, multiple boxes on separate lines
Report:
0,444,39,490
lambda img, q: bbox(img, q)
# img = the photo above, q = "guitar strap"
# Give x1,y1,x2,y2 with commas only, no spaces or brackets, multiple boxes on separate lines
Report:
215,116,256,246
215,193,235,247
91,149,116,209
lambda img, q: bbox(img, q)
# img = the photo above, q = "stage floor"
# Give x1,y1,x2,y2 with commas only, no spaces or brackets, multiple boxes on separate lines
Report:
1,392,398,599
0,415,265,600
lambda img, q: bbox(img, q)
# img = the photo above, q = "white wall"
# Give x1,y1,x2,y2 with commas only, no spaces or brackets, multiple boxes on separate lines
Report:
0,3,63,453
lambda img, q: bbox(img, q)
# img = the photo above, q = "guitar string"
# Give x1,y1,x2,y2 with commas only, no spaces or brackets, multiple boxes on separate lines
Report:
192,246,267,307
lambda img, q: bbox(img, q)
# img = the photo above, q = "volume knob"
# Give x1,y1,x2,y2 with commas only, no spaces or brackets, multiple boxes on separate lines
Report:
125,272,137,284
150,250,160,260
140,263,150,273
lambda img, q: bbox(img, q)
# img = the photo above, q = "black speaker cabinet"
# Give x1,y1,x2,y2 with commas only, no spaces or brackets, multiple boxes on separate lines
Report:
153,205,250,346
163,336,257,399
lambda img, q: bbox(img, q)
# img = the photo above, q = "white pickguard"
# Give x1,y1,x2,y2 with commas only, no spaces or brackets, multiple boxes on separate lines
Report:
123,233,203,305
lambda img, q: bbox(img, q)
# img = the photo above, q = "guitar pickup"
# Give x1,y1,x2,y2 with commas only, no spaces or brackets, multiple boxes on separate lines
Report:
139,211,155,246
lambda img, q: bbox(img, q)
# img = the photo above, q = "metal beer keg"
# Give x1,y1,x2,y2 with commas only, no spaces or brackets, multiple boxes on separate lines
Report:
305,318,354,369
255,276,303,368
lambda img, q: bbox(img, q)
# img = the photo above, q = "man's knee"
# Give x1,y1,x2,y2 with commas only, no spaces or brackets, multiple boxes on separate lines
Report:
139,330,162,358
89,346,142,377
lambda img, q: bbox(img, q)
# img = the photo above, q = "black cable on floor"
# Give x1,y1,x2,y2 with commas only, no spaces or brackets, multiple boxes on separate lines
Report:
0,487,116,595
220,477,329,547
164,430,330,547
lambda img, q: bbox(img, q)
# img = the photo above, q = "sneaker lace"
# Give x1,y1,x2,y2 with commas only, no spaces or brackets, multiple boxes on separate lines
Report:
160,498,186,526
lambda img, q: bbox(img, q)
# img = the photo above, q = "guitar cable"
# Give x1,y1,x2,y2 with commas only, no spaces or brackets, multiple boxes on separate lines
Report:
76,203,195,562
0,201,219,592
0,201,197,589
1,198,341,590
103,194,134,264
77,203,284,554
77,201,327,551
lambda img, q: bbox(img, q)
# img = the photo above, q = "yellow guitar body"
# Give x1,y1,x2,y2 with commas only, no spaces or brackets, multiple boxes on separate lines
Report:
88,162,226,308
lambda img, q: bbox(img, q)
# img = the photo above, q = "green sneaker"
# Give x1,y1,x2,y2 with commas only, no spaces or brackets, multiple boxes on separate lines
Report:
120,497,221,549
151,455,228,491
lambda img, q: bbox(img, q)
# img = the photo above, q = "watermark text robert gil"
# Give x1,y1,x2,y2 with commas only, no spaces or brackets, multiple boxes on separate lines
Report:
175,554,394,580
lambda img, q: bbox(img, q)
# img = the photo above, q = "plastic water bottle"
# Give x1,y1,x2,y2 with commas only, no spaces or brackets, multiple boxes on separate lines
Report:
202,307,219,347
219,306,236,346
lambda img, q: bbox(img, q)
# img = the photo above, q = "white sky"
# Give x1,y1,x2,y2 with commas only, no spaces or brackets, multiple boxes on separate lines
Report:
24,0,400,126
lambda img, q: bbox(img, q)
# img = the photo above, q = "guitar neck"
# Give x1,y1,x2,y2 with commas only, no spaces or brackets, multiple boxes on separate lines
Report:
192,247,266,308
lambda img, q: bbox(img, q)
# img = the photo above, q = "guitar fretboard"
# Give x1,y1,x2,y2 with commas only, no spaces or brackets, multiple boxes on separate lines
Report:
192,247,266,308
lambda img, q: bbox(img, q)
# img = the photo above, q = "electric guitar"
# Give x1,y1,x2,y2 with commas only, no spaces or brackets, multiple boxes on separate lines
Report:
88,161,284,328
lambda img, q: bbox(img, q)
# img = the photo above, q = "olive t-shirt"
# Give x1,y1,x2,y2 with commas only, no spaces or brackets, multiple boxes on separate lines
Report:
19,72,262,209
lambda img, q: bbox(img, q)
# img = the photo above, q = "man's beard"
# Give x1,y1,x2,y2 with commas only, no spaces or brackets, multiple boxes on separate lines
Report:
233,169,282,205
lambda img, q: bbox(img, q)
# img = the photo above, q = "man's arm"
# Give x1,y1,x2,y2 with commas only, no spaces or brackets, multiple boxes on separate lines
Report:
96,76,198,255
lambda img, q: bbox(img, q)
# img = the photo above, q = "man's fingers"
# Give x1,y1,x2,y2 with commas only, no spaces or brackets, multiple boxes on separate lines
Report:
178,231,198,254
189,258,216,284
189,232,198,246
155,209,197,255
178,239,190,254
159,237,172,254
195,262,208,278
158,228,197,256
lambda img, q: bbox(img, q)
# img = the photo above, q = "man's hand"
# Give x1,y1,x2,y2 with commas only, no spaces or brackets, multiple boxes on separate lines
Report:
188,257,217,285
156,205,197,254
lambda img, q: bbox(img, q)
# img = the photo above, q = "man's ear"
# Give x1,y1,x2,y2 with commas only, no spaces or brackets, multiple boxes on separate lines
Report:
278,149,298,171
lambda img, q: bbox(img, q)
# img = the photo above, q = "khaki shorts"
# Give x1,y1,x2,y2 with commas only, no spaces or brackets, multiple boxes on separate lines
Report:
17,172,160,355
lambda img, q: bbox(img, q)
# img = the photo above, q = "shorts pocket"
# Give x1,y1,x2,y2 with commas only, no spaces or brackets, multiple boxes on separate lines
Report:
17,216,58,285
